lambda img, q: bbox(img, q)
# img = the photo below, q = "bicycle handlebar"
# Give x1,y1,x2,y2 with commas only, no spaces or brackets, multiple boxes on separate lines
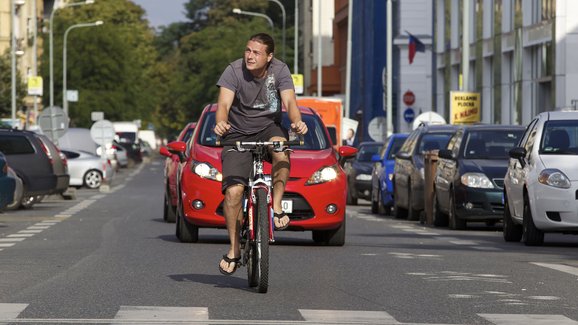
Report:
216,138,304,147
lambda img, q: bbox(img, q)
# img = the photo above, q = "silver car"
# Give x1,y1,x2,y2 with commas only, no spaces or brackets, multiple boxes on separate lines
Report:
61,149,114,189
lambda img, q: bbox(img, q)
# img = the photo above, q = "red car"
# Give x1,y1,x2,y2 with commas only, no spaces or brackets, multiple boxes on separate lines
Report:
162,104,357,246
160,122,196,222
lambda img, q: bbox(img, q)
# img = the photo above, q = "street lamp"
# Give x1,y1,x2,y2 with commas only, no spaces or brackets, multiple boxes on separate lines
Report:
232,8,274,30
63,21,104,115
50,0,95,109
268,0,286,63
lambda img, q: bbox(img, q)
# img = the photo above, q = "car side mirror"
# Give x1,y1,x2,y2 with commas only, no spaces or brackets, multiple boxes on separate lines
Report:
396,151,411,160
509,147,527,168
438,149,454,160
371,154,382,164
338,145,358,167
167,141,187,163
159,146,172,158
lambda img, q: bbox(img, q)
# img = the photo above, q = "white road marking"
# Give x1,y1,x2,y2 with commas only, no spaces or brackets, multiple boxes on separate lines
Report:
112,306,209,323
299,309,398,324
8,234,35,238
532,262,578,277
416,232,441,235
26,226,50,230
0,243,15,248
0,303,28,320
479,313,578,325
18,230,43,233
472,246,503,251
54,214,71,218
449,240,478,245
0,238,25,242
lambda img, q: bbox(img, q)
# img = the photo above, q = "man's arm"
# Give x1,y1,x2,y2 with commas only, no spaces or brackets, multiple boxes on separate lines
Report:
280,89,308,135
214,87,235,136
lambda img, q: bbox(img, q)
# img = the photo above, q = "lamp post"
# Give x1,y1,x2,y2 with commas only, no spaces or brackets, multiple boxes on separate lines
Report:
268,0,286,63
232,8,274,30
50,0,95,109
63,21,104,115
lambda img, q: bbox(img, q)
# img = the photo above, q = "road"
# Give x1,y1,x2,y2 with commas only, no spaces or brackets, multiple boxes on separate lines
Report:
1,157,578,324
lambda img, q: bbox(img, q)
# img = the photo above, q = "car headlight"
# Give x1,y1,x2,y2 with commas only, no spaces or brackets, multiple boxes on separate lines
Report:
388,173,393,181
355,174,372,181
306,165,338,185
192,161,222,182
538,169,571,189
461,172,494,189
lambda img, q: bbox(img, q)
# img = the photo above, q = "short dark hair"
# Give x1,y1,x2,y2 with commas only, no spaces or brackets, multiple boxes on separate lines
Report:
249,33,275,55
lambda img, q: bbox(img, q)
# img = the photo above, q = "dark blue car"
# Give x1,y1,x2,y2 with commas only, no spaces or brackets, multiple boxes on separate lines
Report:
0,152,16,211
344,141,384,205
370,133,408,214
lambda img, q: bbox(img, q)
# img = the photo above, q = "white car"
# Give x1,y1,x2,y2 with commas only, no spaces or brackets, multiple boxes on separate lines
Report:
61,149,114,189
503,111,578,246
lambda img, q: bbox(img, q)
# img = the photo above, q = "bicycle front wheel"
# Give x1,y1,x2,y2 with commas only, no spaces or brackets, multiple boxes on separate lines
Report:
247,188,270,293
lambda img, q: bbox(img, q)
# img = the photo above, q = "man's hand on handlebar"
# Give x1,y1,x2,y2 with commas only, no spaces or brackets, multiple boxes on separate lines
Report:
214,121,231,136
291,121,308,135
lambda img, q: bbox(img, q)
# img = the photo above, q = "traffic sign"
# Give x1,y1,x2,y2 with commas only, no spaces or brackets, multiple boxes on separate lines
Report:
27,76,43,96
90,120,115,146
403,108,415,123
38,106,69,143
291,74,304,94
403,90,415,106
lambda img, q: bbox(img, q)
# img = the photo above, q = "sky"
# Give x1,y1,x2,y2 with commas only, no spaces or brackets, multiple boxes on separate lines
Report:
131,0,189,29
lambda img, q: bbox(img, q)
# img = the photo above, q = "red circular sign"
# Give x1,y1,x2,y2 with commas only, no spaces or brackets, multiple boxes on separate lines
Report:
403,90,415,106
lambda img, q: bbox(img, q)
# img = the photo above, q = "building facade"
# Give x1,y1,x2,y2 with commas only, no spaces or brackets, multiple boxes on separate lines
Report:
434,0,578,126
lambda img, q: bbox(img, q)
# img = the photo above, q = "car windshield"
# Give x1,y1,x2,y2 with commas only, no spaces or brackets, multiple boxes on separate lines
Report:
539,120,578,155
417,132,453,153
387,137,406,160
198,111,330,150
463,129,523,159
357,144,382,162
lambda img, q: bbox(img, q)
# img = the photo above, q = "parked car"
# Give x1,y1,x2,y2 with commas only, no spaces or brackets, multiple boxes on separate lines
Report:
344,141,384,205
0,152,16,211
6,166,22,210
432,125,524,229
61,149,114,189
96,140,129,171
0,128,69,209
503,111,578,246
370,133,409,214
393,124,458,220
161,104,357,246
159,122,196,223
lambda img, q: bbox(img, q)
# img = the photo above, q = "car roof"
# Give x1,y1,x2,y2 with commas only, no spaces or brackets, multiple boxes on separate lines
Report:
543,111,578,120
417,124,458,132
204,103,317,116
460,124,526,131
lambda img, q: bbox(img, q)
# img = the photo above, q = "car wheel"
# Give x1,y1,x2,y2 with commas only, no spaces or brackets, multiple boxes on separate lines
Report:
163,190,176,223
393,184,408,219
371,187,379,214
407,187,419,221
346,185,358,206
175,197,199,243
432,190,448,227
522,194,544,246
312,231,325,244
377,187,387,215
20,195,37,209
448,192,466,230
324,218,346,246
83,169,103,189
503,196,522,242
6,175,24,210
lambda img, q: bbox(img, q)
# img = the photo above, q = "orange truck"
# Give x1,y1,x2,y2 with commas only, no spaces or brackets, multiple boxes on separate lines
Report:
296,97,343,147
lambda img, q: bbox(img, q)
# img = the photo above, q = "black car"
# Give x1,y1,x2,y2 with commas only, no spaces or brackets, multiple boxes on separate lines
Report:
393,124,458,220
432,124,525,229
345,141,384,205
0,128,70,208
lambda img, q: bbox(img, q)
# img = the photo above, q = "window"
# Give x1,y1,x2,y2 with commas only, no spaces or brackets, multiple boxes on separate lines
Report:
463,129,523,159
0,136,35,155
540,120,578,155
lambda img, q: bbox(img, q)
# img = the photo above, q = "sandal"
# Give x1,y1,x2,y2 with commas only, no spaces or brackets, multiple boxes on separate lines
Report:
273,211,290,230
218,255,241,275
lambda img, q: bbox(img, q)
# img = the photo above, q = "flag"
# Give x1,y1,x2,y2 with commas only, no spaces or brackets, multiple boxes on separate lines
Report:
408,32,425,64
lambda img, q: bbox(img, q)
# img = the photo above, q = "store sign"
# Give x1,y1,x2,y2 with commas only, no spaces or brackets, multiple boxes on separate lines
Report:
450,91,480,124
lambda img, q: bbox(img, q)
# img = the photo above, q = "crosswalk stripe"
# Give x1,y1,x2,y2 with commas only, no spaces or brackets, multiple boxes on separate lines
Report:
532,262,578,277
299,309,398,324
478,313,578,325
112,306,209,323
0,303,28,320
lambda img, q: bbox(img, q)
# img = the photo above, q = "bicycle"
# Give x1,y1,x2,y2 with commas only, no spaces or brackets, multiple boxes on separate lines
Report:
217,137,303,293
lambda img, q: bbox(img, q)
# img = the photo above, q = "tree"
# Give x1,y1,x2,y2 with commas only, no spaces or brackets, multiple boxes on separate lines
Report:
0,51,26,118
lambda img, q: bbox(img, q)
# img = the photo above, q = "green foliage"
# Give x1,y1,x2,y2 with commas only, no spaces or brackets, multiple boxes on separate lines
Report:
0,51,26,117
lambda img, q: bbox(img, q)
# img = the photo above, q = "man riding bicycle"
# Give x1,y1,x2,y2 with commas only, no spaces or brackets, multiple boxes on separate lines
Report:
214,33,308,275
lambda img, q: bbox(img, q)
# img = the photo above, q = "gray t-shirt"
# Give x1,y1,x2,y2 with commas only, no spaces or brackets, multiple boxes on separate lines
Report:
217,58,294,135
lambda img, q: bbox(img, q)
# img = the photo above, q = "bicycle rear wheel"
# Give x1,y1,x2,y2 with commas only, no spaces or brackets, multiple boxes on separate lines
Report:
247,188,270,293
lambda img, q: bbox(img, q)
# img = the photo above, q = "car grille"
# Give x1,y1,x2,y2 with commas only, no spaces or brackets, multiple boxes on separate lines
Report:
215,192,314,221
491,202,504,213
493,178,504,189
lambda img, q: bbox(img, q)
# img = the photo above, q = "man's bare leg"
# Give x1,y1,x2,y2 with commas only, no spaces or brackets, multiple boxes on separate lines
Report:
271,136,291,229
219,184,244,273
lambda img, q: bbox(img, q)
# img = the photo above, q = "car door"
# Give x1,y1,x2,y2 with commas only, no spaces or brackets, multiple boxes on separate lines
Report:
394,130,419,208
435,130,462,213
508,118,539,218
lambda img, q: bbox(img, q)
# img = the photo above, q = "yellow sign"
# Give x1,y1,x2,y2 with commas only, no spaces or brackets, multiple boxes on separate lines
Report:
27,76,43,96
450,91,480,124
291,74,304,95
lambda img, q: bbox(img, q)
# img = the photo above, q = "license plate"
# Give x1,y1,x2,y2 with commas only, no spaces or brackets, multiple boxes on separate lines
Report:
282,200,293,213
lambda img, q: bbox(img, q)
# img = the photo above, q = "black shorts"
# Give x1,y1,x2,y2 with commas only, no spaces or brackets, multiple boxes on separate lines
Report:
221,123,288,193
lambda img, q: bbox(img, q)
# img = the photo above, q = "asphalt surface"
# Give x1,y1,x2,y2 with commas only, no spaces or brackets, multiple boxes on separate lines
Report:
1,157,578,324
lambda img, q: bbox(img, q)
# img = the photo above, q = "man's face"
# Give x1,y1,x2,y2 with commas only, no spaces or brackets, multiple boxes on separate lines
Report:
244,40,272,72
